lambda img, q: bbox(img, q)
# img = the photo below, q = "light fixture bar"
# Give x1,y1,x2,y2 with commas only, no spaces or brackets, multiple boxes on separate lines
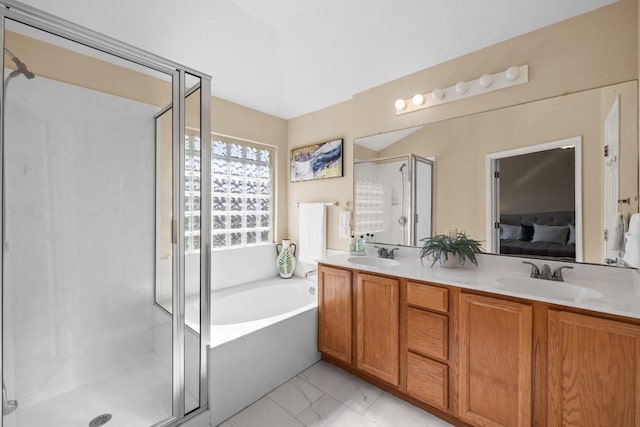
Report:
394,65,529,115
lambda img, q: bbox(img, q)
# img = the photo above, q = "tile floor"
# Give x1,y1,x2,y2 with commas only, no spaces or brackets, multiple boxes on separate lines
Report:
220,360,453,427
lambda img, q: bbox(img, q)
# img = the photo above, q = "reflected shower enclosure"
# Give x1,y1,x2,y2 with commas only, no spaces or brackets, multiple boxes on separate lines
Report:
354,155,434,246
1,5,210,427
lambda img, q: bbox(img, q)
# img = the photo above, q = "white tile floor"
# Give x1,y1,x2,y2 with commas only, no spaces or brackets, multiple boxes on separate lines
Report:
220,360,453,427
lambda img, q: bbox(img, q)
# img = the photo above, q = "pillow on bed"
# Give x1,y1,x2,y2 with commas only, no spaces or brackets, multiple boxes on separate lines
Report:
531,224,569,244
500,224,522,240
567,224,576,245
519,224,534,241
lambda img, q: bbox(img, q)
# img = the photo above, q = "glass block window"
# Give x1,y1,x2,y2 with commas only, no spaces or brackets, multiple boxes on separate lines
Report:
354,162,385,234
211,137,273,249
185,134,201,254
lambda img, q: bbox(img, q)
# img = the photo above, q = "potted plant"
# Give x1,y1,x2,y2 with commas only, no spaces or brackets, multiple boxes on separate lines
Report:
419,232,483,268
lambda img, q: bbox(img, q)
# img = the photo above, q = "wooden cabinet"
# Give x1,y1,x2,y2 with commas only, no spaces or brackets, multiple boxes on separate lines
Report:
356,273,400,386
548,310,640,427
405,281,451,410
318,263,640,427
407,352,448,410
318,266,352,364
459,293,532,427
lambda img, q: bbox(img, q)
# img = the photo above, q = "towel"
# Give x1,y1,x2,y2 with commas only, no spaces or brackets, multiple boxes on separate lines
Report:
338,210,351,239
607,212,625,252
623,213,640,267
298,203,327,264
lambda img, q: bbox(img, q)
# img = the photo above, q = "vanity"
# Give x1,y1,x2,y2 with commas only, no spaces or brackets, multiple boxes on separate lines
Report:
317,252,640,427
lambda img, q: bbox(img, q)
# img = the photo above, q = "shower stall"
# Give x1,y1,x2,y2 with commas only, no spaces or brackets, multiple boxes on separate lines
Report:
0,2,211,426
354,154,434,246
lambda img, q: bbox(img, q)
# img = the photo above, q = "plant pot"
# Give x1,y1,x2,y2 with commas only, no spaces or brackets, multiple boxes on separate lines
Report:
438,253,460,268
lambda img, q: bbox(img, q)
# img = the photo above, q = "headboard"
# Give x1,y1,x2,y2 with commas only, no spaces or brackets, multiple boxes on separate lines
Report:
500,211,575,227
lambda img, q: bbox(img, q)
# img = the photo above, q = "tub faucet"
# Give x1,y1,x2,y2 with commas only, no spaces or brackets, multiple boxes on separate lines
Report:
305,269,317,278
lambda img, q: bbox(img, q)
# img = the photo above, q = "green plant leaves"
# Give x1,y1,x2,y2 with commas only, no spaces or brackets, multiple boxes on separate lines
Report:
419,232,483,267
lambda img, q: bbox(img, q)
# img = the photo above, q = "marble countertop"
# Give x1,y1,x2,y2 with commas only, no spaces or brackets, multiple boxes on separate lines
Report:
318,250,640,320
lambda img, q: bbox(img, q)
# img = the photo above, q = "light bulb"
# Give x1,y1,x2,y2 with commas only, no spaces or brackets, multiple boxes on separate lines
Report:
412,94,425,106
505,66,520,81
431,88,444,101
395,98,406,110
455,81,468,94
479,74,493,88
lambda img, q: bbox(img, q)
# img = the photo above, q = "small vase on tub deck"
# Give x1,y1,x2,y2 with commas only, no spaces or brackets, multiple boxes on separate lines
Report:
276,239,297,278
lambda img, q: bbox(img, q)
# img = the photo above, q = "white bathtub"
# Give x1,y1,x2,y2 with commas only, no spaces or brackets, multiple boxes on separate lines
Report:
208,276,320,426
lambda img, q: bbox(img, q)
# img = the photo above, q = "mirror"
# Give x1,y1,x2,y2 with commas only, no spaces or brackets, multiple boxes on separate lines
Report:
354,154,433,246
354,80,638,266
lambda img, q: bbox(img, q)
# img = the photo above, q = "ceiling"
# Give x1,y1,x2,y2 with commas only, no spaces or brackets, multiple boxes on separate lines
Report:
19,0,617,119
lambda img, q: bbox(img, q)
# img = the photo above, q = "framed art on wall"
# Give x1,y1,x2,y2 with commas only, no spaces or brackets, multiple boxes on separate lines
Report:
290,138,344,182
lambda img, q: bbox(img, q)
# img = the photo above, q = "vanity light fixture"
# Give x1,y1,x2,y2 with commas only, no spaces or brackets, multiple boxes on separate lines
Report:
455,81,468,94
394,64,529,115
478,74,493,88
505,66,520,81
412,94,425,106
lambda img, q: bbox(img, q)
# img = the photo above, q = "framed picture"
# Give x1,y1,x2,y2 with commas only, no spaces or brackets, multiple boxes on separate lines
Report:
290,138,344,182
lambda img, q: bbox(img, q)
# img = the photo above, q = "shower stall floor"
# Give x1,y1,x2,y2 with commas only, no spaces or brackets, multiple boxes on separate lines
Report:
9,353,196,427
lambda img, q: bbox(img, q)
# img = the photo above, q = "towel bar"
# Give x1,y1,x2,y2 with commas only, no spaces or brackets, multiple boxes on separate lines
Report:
296,201,339,207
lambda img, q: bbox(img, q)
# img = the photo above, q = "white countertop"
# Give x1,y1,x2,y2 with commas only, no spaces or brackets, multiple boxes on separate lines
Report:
318,250,640,320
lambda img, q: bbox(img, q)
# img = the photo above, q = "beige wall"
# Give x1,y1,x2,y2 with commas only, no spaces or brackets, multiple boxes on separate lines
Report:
287,101,354,250
352,0,638,138
287,0,639,257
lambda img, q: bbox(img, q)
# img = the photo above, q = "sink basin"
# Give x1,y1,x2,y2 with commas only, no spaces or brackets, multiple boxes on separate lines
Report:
496,277,603,301
347,256,400,267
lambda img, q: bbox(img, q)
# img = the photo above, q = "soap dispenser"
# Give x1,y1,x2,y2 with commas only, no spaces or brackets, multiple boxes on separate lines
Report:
358,235,366,253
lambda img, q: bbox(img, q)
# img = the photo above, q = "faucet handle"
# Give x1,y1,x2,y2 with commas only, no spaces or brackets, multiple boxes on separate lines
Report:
552,265,574,282
522,261,540,278
375,246,388,258
388,248,399,259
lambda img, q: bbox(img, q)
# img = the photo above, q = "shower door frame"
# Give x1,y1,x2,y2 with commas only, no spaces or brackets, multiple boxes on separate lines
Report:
0,1,212,426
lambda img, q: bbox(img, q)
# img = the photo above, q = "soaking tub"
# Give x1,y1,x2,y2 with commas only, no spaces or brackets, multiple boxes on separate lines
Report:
208,276,320,426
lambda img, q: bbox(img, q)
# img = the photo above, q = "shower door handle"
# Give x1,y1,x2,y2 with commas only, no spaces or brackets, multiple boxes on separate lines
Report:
2,382,18,415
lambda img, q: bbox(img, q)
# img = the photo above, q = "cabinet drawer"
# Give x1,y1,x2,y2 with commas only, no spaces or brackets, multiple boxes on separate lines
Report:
407,352,448,410
407,308,448,360
407,282,448,313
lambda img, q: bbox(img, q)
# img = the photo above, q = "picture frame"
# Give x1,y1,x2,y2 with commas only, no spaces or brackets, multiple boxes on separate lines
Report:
290,138,344,182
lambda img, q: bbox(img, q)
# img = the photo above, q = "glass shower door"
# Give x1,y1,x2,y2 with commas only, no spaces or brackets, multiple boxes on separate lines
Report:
1,18,177,427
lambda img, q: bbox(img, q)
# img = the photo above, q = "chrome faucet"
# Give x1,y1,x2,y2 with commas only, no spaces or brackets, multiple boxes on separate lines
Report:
305,269,317,278
522,261,574,282
375,246,399,259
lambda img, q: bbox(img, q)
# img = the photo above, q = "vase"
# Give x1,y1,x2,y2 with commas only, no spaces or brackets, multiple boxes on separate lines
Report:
439,253,460,268
276,239,297,279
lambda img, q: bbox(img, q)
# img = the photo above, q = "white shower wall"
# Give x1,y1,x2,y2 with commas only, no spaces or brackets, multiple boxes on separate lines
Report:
3,74,160,404
355,160,410,245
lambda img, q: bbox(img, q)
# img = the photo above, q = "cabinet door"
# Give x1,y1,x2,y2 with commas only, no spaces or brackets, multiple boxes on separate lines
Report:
459,293,532,427
407,352,448,410
356,273,400,386
548,310,640,427
318,266,352,363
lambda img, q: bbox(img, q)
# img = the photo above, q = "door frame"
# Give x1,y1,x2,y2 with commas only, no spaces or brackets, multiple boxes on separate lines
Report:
485,136,583,261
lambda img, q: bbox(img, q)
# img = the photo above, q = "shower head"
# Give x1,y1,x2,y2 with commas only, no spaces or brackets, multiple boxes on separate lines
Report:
4,48,35,80
399,163,406,172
